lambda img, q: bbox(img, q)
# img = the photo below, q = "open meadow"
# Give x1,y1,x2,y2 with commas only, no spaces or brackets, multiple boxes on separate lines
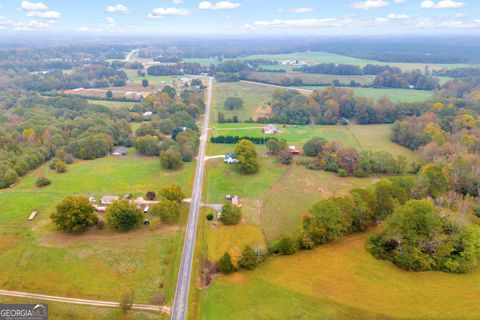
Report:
200,228,480,320
0,151,195,305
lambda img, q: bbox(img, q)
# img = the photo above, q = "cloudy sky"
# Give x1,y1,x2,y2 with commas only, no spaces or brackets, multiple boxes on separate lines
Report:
0,0,479,35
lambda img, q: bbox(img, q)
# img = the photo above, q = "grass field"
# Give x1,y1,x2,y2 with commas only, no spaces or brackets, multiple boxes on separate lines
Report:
246,71,375,86
0,151,195,305
242,51,470,71
211,123,417,162
212,81,277,122
200,228,480,319
0,296,166,320
87,99,137,108
294,86,434,103
125,69,186,85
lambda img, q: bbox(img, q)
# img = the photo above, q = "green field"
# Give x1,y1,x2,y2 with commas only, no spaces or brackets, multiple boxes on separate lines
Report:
211,123,417,162
241,51,470,71
212,81,277,122
200,229,480,319
125,69,185,85
0,151,195,305
294,86,434,103
87,99,137,108
247,71,375,86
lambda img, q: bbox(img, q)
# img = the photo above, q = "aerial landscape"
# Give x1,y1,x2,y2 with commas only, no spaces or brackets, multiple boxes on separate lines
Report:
1,0,480,319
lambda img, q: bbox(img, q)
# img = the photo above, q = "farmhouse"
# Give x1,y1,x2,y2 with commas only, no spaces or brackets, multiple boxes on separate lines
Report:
112,147,127,156
224,152,238,164
263,124,278,135
100,195,119,205
287,146,300,155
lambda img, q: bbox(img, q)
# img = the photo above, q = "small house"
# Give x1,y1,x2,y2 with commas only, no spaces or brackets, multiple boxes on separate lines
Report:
226,195,241,207
263,124,278,135
224,152,238,164
88,196,96,203
100,195,119,205
288,146,300,155
143,111,153,117
112,148,127,156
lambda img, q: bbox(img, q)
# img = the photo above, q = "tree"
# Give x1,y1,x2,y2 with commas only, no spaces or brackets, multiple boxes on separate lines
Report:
135,135,160,156
159,119,175,134
145,191,156,200
234,139,259,174
50,196,98,233
142,79,149,88
303,136,327,157
159,185,185,203
220,202,242,225
240,245,257,270
55,160,67,173
224,97,244,110
161,85,176,99
303,199,348,244
278,236,297,255
106,90,113,98
266,139,286,155
218,252,235,274
420,164,448,198
279,149,293,165
106,200,143,232
150,200,180,224
0,168,19,188
160,149,183,170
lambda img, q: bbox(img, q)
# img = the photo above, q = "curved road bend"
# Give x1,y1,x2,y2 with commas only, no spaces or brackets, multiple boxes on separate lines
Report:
171,77,213,320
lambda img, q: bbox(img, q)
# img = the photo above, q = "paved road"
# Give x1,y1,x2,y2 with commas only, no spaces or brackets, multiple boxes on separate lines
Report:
0,289,170,314
171,77,213,320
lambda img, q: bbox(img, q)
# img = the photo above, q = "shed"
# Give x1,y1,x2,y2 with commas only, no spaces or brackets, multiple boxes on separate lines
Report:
101,195,119,205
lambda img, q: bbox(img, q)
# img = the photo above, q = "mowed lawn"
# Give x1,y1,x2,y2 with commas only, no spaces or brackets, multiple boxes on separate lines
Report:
201,229,480,320
212,81,277,122
0,152,195,304
211,123,417,162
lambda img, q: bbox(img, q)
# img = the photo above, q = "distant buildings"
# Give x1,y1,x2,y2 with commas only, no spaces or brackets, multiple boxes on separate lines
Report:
263,124,278,135
100,195,120,205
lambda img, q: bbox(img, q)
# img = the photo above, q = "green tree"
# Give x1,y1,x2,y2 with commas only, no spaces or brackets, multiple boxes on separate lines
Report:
55,160,67,173
135,135,160,156
234,139,259,174
150,200,180,224
218,252,235,274
240,245,257,270
279,149,293,165
50,196,98,233
35,176,51,188
224,97,244,110
159,185,185,203
161,85,176,99
159,149,183,170
420,164,449,197
278,236,297,255
0,167,19,188
266,139,286,155
142,79,149,88
303,136,327,157
303,199,348,244
106,200,143,232
106,90,113,98
220,202,242,225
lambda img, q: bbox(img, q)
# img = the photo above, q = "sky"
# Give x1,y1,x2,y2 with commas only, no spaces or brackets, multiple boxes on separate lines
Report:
0,0,479,36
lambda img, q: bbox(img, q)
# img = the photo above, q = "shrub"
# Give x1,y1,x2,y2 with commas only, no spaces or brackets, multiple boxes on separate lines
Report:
55,160,67,173
35,176,51,188
146,191,156,201
338,168,348,177
278,236,297,255
240,245,257,270
206,213,214,221
218,252,235,274
220,202,242,225
150,200,180,224
159,185,185,203
160,149,183,170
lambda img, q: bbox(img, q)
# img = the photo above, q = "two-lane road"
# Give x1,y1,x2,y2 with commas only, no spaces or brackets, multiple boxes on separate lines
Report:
171,77,213,320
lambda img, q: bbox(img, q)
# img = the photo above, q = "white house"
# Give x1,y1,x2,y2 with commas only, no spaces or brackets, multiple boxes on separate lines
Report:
263,124,278,135
100,195,119,205
143,111,153,117
224,152,238,164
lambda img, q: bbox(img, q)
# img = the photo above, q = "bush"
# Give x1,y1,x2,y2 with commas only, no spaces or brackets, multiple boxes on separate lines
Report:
220,203,242,225
338,168,348,177
150,200,180,224
278,236,297,255
218,252,235,274
159,185,185,203
35,176,51,188
50,196,98,233
55,160,67,173
106,200,143,232
224,97,244,110
240,245,257,270
206,213,214,221
160,149,183,170
146,191,156,200
279,150,293,165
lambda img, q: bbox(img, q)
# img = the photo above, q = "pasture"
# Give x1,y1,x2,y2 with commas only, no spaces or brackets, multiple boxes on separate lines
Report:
200,229,480,320
246,71,375,86
242,51,469,71
0,151,195,304
87,99,137,109
211,123,418,162
212,81,277,122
